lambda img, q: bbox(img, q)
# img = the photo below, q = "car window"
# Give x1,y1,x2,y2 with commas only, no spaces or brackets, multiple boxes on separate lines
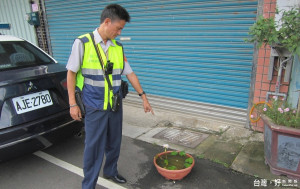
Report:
0,41,55,71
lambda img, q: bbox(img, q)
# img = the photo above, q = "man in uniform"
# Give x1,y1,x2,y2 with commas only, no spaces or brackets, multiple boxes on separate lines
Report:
66,4,153,189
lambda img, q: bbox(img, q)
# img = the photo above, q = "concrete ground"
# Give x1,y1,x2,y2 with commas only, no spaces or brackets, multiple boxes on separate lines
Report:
122,101,298,188
1,101,297,189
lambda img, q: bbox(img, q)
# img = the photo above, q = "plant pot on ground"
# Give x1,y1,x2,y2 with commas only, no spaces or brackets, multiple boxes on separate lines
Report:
154,145,195,180
262,114,300,179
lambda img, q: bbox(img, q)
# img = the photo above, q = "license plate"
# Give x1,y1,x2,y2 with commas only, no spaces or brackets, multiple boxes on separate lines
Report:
12,90,53,114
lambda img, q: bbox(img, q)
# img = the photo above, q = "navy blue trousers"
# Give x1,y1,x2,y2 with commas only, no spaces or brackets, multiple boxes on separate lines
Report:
82,104,123,189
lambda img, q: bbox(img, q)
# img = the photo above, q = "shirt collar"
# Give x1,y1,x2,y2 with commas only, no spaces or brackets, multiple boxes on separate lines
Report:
93,28,115,47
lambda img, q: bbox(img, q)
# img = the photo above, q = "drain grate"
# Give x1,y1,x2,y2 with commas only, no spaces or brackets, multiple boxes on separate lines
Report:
153,128,209,148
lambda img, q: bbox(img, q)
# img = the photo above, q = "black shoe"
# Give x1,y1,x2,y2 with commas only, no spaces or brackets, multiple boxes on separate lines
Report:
103,174,127,184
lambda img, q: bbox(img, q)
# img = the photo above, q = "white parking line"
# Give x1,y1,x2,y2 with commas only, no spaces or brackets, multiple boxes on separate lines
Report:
34,151,127,189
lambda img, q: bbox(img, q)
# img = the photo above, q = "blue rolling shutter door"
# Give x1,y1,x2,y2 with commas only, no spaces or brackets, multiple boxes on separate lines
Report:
44,0,257,125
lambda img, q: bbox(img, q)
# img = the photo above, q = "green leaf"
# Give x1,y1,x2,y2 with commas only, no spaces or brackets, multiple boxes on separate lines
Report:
164,159,168,166
179,151,186,156
185,157,193,164
184,163,191,168
170,151,178,156
167,166,177,170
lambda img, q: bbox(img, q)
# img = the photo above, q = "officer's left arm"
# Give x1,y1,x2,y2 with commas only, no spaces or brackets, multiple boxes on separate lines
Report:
126,72,154,115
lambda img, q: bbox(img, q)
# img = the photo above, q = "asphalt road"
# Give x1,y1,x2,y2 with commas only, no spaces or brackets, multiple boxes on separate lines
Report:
0,134,272,189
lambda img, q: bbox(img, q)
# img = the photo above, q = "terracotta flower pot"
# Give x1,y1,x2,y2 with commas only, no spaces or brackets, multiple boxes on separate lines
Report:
153,151,195,180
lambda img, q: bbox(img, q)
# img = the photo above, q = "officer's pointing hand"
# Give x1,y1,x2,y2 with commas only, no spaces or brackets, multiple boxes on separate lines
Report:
143,100,154,115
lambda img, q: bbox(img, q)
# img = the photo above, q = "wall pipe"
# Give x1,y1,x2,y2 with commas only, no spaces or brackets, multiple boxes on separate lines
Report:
266,51,292,103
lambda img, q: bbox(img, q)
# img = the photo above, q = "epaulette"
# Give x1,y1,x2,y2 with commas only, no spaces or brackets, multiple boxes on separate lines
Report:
115,40,123,47
78,36,89,44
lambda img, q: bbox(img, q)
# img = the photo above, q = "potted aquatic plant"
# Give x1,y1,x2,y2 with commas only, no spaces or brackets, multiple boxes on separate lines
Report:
153,144,195,180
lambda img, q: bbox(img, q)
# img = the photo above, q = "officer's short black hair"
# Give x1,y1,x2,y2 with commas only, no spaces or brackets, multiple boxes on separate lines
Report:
100,4,130,24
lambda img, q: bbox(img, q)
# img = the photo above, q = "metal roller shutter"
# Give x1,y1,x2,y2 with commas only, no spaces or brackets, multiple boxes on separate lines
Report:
44,0,257,125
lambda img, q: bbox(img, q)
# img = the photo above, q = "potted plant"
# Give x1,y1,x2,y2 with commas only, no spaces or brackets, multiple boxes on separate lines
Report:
251,96,300,179
246,8,300,59
153,144,195,180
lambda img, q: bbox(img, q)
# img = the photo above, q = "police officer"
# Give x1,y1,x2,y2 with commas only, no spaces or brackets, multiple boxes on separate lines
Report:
66,4,153,189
